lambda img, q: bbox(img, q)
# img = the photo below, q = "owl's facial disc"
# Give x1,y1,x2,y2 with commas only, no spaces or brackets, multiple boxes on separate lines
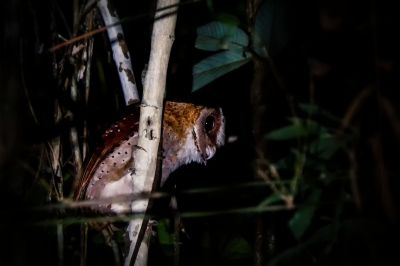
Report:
194,107,225,162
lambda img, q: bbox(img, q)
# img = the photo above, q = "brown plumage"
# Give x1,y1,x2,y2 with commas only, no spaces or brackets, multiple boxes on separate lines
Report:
73,101,225,210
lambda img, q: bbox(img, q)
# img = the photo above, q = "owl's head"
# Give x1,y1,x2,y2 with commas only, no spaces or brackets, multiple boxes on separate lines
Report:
161,102,225,183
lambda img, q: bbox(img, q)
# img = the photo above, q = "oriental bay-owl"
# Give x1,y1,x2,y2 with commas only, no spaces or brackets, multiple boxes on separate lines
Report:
73,102,225,210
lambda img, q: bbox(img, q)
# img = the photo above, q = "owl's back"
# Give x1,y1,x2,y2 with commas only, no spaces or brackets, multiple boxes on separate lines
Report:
73,106,140,201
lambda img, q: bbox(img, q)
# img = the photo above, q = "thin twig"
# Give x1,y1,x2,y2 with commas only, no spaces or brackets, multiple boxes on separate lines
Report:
33,204,297,227
379,97,400,142
369,136,397,221
50,26,109,52
338,87,372,134
34,191,168,211
49,0,202,53
347,149,362,210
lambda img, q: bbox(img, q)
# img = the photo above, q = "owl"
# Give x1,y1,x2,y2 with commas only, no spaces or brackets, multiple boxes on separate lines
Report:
73,101,225,210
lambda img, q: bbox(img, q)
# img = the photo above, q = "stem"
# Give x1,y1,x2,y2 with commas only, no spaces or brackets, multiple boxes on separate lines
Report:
124,1,179,265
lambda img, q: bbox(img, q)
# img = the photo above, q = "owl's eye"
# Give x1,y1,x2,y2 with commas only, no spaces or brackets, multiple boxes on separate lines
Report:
204,115,215,133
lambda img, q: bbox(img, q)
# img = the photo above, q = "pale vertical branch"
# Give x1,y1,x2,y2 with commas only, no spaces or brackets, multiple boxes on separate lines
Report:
124,1,179,265
97,0,140,105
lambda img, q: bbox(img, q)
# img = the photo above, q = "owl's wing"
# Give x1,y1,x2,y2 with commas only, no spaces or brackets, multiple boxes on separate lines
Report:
73,106,140,200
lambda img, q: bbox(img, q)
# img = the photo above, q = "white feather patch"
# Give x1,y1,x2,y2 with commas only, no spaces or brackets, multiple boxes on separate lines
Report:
101,175,133,213
177,130,203,165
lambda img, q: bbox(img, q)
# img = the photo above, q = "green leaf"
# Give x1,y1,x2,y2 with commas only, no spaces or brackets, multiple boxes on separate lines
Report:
216,13,240,26
298,103,341,122
196,21,248,52
266,120,319,141
253,0,289,58
192,50,251,91
289,189,321,240
310,133,339,160
157,219,174,246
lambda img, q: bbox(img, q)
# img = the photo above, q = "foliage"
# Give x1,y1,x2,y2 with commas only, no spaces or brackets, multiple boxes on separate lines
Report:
263,103,351,242
193,21,251,91
192,0,290,91
1,0,399,266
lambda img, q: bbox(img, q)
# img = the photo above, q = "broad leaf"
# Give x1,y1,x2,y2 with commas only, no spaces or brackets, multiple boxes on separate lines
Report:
196,21,249,52
192,50,251,91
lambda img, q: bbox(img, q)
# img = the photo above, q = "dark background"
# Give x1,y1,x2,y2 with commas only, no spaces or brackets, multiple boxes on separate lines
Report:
1,0,400,265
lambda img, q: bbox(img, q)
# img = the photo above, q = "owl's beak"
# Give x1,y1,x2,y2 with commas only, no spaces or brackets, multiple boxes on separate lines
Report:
205,146,216,161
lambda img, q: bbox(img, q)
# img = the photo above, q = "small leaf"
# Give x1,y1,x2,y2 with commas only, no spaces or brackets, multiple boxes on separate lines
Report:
289,189,321,240
196,21,248,52
192,50,251,91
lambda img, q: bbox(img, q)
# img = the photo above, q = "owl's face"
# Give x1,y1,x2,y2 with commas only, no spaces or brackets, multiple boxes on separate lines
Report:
162,102,225,184
74,101,225,202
